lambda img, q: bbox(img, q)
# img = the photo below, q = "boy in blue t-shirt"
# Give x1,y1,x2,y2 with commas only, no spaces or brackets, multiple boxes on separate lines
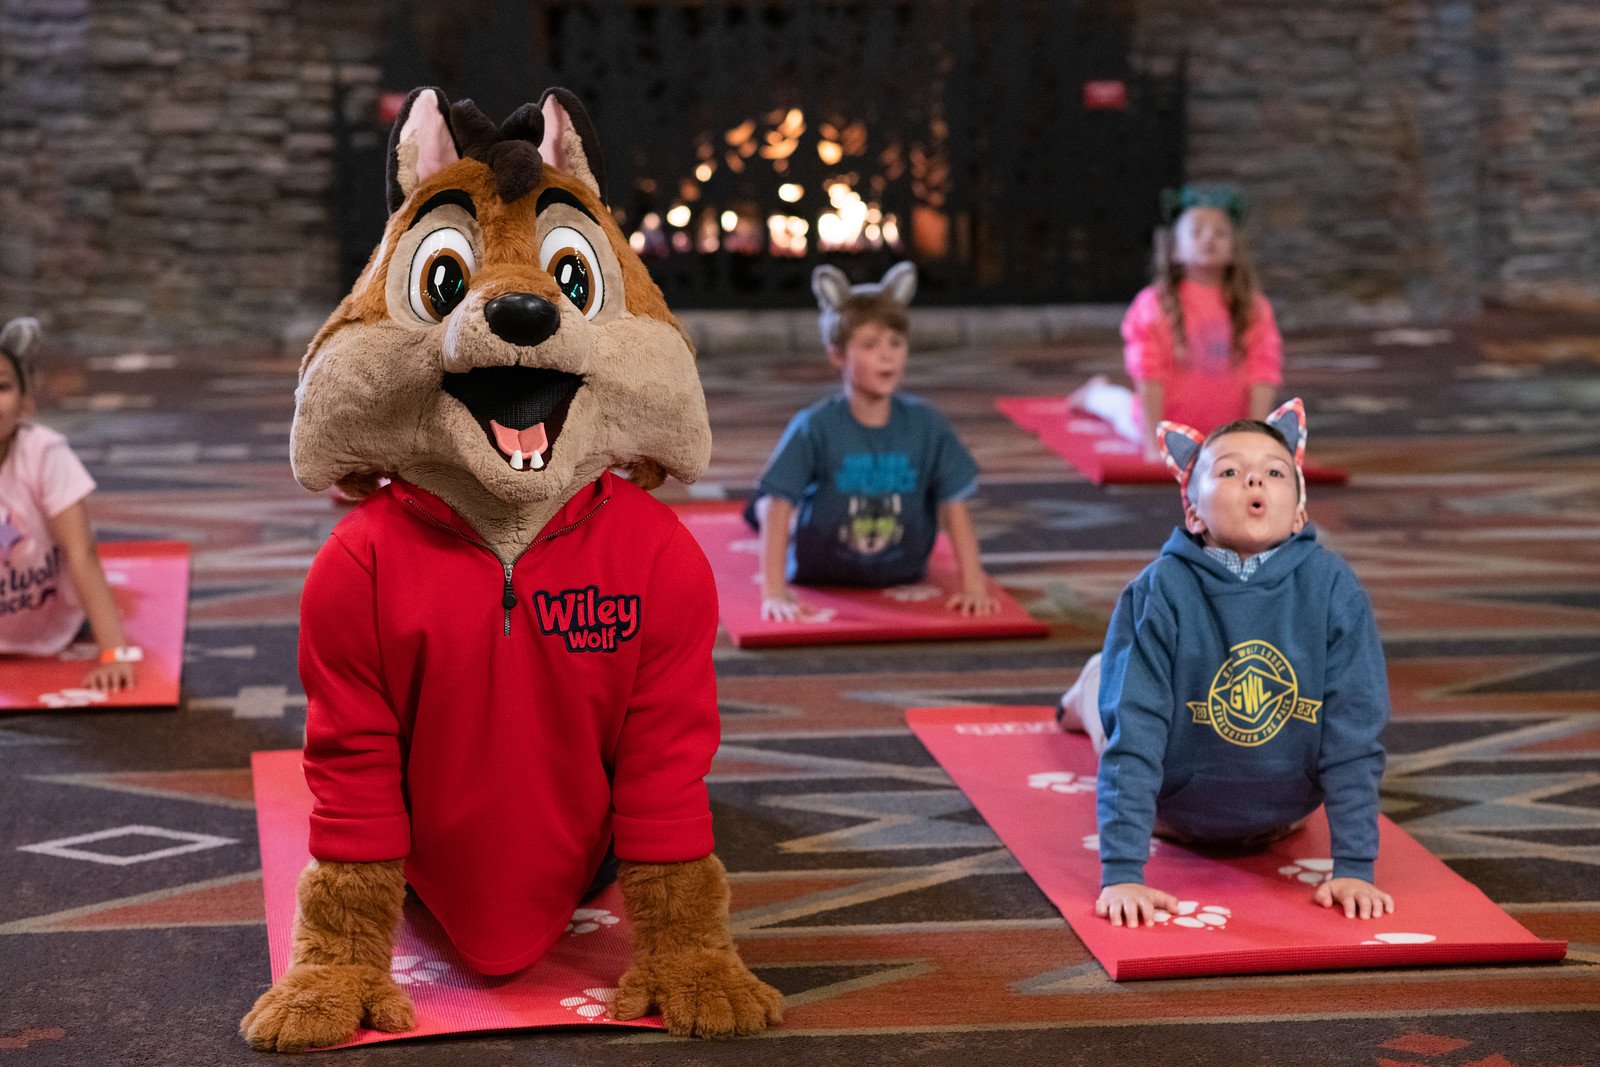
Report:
747,262,996,621
1059,400,1393,926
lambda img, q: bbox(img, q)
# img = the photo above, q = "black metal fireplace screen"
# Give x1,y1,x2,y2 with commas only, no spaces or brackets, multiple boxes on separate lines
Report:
337,0,1185,308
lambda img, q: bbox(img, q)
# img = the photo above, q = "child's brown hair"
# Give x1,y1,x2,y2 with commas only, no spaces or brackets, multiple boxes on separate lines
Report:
825,294,909,351
1152,210,1260,365
1201,418,1301,494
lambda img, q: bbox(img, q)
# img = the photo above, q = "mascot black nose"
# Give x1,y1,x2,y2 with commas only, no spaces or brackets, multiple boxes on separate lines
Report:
485,293,561,347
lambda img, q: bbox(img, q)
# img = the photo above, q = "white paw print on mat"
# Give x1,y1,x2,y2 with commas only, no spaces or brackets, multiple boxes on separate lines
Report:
1278,858,1334,885
39,688,110,708
566,907,621,936
1028,771,1095,796
390,955,451,985
798,607,837,624
559,987,616,1019
1362,932,1436,946
731,538,761,555
883,584,941,603
1153,901,1230,929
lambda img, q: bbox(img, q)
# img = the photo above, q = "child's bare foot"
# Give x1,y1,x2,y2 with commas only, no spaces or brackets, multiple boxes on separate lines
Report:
1056,653,1105,751
1065,374,1110,410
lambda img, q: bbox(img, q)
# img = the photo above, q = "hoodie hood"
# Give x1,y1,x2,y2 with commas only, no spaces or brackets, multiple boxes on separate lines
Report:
1159,523,1322,593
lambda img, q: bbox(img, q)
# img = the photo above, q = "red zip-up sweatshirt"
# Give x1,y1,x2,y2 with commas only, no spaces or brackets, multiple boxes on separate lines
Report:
299,472,719,975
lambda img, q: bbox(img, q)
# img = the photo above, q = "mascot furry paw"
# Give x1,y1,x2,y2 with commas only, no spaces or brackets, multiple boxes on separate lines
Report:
240,86,781,1051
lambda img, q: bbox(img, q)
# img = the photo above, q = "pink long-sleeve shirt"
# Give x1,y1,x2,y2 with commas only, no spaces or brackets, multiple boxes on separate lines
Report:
1122,279,1283,433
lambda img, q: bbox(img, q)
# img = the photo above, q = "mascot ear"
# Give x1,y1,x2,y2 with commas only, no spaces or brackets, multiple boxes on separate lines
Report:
387,87,461,214
538,88,606,201
878,261,917,307
1157,420,1206,507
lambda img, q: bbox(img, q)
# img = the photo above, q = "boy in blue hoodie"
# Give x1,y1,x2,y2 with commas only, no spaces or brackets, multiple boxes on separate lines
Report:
1058,399,1393,927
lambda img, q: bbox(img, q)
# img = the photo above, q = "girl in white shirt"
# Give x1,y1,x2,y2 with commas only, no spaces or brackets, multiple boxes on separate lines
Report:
0,317,138,691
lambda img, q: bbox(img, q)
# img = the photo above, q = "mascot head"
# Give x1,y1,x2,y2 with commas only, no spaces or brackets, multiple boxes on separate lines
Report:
291,87,711,511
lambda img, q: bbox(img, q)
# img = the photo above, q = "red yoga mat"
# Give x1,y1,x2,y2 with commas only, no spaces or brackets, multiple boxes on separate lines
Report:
251,750,661,1047
907,705,1566,980
0,540,188,712
996,397,1349,486
675,503,1048,649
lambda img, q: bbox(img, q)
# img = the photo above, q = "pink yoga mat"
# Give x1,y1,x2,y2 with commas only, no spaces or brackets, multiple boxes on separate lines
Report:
1,540,188,712
251,750,661,1047
675,503,1048,649
907,705,1566,980
997,397,1349,486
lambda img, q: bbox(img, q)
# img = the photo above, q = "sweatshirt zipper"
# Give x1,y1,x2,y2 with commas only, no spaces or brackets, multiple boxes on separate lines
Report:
402,493,610,637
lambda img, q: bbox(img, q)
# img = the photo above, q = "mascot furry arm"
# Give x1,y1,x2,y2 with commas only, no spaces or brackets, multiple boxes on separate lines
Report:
240,87,781,1051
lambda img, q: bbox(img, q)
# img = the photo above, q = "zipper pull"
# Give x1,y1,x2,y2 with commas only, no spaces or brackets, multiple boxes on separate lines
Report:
502,565,516,636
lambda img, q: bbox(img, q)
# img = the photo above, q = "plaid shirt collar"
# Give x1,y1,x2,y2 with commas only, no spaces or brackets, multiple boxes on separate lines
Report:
1203,543,1282,581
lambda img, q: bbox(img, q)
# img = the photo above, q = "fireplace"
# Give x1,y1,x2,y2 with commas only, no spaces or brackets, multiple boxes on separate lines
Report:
339,0,1185,308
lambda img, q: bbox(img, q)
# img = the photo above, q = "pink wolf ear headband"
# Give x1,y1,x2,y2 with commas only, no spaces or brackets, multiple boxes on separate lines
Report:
1157,398,1308,511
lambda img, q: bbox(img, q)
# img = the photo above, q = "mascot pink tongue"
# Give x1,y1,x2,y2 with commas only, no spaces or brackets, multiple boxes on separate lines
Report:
242,84,780,1052
490,419,548,465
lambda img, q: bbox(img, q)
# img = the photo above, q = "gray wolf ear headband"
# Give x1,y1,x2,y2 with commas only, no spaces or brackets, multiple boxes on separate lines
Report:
0,317,41,392
812,261,916,347
1161,183,1247,226
1158,398,1308,511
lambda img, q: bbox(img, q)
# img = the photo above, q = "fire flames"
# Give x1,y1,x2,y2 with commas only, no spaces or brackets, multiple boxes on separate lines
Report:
627,107,905,260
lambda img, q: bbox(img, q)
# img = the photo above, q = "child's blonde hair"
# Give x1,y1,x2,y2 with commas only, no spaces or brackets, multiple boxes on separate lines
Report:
1153,211,1260,366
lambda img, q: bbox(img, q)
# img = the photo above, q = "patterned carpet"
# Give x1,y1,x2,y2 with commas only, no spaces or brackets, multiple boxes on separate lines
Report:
2,309,1598,1065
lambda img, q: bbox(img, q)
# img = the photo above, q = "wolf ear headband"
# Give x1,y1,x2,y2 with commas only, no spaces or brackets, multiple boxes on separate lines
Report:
1160,182,1247,225
812,261,916,347
1157,398,1307,510
0,317,41,393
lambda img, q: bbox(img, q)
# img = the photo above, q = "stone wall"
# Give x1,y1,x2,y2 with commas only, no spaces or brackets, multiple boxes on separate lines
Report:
1131,0,1600,325
0,0,385,349
1,0,1596,348
1476,0,1600,307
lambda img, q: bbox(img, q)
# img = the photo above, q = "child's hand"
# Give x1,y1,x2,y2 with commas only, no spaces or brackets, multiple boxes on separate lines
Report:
946,587,998,616
760,588,801,622
83,660,136,693
1313,877,1394,919
1096,883,1180,927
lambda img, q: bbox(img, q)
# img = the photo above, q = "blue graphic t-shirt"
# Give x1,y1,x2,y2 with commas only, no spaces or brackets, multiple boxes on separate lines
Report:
751,393,979,586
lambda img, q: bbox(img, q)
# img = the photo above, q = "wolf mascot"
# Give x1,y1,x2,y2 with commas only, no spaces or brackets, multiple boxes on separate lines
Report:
241,87,781,1051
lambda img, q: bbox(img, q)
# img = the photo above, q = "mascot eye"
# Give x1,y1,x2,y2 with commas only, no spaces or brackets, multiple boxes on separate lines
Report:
540,226,605,319
407,228,478,323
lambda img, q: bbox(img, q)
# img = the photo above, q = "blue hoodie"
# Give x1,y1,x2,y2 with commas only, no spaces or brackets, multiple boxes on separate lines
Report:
1096,525,1388,886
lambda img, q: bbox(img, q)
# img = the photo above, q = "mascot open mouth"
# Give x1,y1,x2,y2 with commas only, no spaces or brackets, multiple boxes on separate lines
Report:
442,367,584,471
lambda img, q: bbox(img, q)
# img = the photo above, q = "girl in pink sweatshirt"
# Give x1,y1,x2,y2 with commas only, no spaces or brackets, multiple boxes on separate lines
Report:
1071,186,1283,459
